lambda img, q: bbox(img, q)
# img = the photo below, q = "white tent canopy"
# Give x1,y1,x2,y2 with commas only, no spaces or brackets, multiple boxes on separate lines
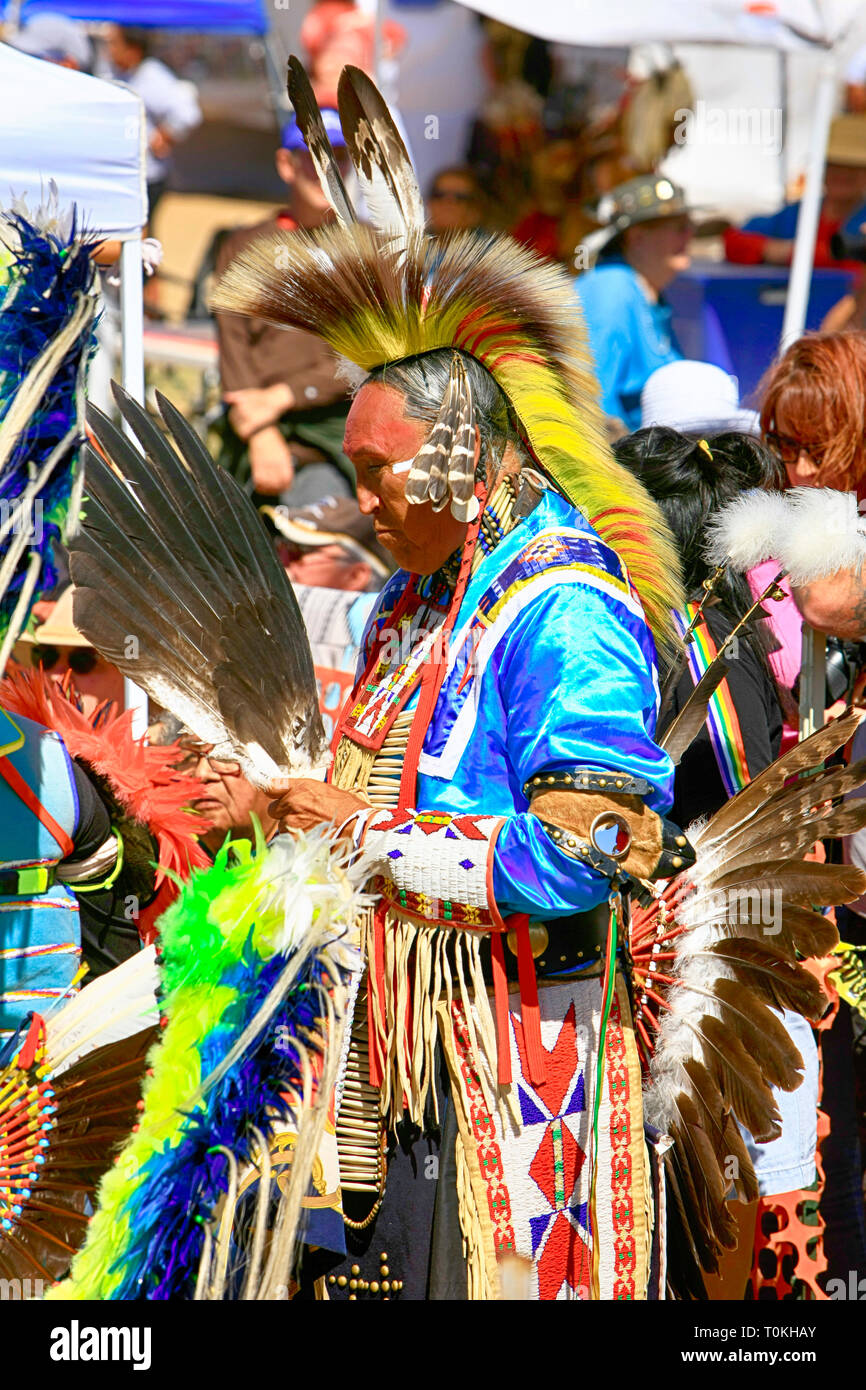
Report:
450,0,863,49
0,43,147,235
0,43,149,726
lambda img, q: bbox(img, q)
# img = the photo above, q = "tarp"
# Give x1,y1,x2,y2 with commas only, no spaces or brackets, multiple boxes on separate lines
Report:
451,0,863,50
14,0,268,31
0,43,147,237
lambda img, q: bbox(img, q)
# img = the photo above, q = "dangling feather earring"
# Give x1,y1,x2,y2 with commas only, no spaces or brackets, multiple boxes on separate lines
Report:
404,356,480,523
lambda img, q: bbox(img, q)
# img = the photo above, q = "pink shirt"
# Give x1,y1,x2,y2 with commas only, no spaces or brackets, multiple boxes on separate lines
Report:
748,560,802,752
747,560,802,692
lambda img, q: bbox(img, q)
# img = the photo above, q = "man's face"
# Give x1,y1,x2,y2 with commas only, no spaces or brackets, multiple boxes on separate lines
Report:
178,740,276,848
278,540,371,591
105,25,138,71
624,214,692,289
825,162,866,209
276,148,351,221
343,383,470,575
427,174,484,234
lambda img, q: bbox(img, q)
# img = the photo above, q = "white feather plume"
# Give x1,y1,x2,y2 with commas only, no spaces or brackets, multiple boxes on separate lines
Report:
777,487,866,587
703,488,790,571
45,945,160,1078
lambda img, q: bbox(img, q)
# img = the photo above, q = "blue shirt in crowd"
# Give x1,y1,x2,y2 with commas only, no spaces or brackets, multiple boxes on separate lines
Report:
575,260,682,431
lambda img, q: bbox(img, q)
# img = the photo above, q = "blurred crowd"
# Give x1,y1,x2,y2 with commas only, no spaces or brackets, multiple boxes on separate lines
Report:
9,3,866,1302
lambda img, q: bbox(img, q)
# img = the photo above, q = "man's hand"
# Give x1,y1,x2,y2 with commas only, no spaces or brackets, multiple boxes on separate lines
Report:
225,383,295,441
248,427,295,495
149,126,175,160
267,779,370,839
762,236,794,266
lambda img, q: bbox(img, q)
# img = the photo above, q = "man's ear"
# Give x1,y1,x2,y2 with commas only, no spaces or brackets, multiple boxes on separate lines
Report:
275,148,296,187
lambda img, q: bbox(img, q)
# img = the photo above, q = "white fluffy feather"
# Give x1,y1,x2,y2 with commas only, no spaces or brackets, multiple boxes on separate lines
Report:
703,489,790,571
777,487,866,587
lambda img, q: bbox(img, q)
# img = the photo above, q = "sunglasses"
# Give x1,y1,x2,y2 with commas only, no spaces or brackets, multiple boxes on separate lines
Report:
175,736,241,776
31,645,99,675
430,188,478,203
765,431,825,465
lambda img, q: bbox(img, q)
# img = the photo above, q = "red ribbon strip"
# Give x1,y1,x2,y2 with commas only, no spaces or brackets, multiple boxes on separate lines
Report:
489,932,512,1086
366,902,388,1088
0,756,74,858
17,1013,45,1071
511,912,548,1086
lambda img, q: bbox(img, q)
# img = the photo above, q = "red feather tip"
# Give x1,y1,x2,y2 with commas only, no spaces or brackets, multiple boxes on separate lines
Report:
0,667,212,893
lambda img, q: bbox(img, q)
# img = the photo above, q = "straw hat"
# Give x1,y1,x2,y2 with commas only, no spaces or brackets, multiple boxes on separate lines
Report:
18,587,91,647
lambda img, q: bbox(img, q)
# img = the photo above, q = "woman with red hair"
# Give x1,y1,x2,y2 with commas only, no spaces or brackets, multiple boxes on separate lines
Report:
748,333,866,706
760,330,866,496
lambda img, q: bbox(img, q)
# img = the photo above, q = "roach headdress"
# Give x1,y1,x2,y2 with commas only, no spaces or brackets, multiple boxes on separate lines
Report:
212,59,683,647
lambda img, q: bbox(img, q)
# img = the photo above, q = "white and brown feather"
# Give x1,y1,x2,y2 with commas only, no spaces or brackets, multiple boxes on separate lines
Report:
286,56,357,229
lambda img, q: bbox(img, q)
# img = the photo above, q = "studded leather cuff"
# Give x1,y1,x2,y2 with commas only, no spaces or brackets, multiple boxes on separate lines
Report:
524,768,654,799
536,818,634,892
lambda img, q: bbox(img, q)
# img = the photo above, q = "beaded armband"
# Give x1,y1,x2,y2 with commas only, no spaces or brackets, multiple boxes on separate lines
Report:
361,808,505,930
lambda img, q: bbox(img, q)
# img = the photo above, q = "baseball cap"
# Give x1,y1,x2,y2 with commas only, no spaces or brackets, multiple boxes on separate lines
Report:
7,12,92,69
261,496,392,577
281,107,346,153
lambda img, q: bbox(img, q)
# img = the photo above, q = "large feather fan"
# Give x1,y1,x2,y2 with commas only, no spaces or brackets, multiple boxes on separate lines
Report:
0,947,159,1288
632,708,866,1292
67,384,328,788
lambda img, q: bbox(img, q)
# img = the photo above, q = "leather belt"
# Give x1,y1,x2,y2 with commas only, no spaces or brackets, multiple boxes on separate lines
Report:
480,901,618,986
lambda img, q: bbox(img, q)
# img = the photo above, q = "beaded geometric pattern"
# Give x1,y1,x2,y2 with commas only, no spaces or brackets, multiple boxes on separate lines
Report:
454,975,648,1299
365,808,502,927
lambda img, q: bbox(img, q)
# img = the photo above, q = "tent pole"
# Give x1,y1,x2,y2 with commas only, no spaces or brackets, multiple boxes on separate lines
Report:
780,54,836,348
782,53,835,743
799,626,826,740
120,236,145,407
373,0,382,89
263,33,291,126
119,235,149,736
